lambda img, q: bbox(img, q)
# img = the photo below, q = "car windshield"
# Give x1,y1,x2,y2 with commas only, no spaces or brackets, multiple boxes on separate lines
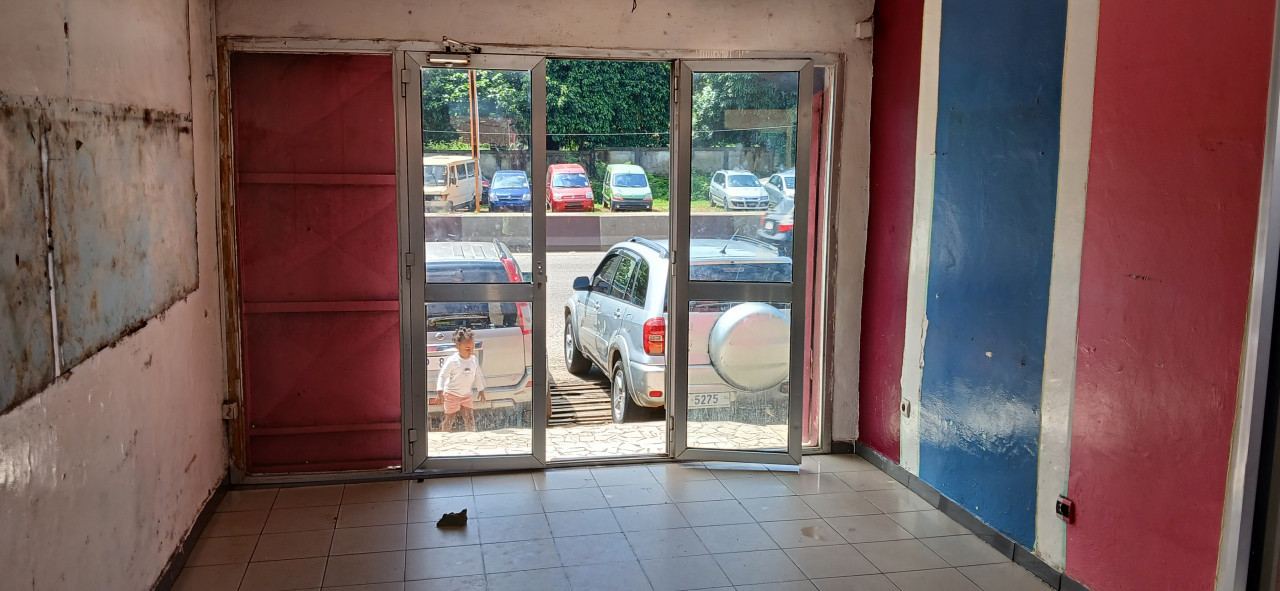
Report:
424,165,447,186
614,173,648,188
691,262,791,282
784,176,795,189
492,174,528,189
552,173,589,188
728,175,760,188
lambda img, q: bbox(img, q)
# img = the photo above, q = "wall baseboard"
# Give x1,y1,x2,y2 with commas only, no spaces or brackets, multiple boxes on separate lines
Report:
152,471,231,591
852,443,1090,591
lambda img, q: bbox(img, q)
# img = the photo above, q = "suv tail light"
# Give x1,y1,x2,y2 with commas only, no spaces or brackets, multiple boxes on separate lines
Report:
500,256,533,335
760,213,767,226
517,303,533,335
777,219,794,233
500,256,522,282
643,317,665,355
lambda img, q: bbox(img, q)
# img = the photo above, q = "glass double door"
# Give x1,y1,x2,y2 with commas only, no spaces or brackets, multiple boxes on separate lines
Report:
400,53,812,472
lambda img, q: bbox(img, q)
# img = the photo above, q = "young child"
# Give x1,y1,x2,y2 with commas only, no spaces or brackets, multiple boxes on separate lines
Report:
436,327,486,432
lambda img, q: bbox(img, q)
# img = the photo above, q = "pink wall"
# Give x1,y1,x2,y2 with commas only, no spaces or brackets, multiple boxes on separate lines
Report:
0,0,228,587
857,0,923,461
1066,1,1274,588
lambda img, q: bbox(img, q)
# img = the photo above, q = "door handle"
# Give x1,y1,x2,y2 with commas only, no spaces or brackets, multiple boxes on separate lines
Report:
614,310,623,318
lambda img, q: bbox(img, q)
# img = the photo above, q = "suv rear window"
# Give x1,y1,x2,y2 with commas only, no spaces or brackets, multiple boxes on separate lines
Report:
427,302,520,331
691,263,791,282
426,262,511,283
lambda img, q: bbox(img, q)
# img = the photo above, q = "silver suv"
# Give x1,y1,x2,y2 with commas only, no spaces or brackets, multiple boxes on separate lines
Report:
709,169,770,210
563,237,792,423
425,241,533,420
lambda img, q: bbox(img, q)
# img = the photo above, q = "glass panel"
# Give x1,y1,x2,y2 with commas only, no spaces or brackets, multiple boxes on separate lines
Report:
421,65,534,460
425,300,534,456
689,71,798,281
685,300,791,452
544,59,671,461
421,67,532,278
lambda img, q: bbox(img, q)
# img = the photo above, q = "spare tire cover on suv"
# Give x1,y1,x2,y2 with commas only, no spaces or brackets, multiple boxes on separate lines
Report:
707,302,790,391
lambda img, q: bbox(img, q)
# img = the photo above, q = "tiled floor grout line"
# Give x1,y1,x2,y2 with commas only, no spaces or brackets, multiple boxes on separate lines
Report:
192,463,1049,590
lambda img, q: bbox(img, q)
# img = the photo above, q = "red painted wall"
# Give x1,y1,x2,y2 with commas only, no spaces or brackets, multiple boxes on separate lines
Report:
232,54,401,472
857,0,924,461
1067,1,1273,588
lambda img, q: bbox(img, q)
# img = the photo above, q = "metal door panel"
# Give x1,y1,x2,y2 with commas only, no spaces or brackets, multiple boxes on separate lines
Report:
232,53,401,474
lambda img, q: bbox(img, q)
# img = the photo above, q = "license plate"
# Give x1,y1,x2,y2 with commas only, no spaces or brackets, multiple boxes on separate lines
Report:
765,221,775,230
689,393,731,409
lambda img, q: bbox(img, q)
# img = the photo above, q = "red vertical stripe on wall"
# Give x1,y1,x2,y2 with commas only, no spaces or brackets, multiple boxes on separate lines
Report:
1067,1,1273,588
858,0,924,461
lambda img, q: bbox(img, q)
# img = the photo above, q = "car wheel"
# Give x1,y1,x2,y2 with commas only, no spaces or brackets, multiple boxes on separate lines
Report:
611,359,641,424
564,319,592,375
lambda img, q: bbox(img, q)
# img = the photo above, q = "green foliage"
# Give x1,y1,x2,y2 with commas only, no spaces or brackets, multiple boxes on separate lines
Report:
546,60,671,150
421,69,531,147
692,72,798,153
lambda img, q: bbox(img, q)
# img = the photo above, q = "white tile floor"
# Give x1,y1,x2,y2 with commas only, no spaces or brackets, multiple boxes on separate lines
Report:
175,455,1054,591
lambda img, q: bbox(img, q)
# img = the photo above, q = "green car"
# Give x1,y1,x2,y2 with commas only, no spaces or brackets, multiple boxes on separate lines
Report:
602,164,654,212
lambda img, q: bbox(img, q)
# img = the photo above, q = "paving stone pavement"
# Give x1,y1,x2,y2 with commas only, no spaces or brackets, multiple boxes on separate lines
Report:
426,421,789,459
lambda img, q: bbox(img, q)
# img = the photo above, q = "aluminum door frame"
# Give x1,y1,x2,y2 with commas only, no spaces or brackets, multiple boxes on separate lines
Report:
670,59,814,465
400,52,549,473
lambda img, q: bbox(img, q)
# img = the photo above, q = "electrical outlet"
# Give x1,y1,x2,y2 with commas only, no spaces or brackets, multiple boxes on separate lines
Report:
1056,496,1075,524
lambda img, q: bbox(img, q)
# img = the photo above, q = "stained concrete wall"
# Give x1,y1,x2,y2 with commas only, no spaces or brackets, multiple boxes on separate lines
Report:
217,0,874,442
0,0,227,588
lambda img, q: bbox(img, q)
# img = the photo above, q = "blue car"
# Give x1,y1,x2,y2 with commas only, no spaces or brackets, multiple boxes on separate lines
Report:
488,170,532,212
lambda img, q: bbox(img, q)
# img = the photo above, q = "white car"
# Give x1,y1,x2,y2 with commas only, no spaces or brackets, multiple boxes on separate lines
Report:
762,168,796,206
709,170,770,210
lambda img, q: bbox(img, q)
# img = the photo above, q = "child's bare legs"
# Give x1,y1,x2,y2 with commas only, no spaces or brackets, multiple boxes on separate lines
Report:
440,411,458,432
461,407,476,432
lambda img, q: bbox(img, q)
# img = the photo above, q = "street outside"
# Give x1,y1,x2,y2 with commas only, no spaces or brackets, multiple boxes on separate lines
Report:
426,248,788,460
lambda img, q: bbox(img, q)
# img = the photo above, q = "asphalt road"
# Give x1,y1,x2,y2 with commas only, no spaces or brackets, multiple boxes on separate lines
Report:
511,250,612,387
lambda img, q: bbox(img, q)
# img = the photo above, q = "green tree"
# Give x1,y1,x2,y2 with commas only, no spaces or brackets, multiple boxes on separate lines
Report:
691,71,798,152
545,60,670,150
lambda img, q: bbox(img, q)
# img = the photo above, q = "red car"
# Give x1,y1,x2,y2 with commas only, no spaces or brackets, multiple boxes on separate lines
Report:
547,163,595,212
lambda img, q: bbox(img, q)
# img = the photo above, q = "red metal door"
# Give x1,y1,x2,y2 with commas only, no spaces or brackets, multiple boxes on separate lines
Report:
232,53,401,473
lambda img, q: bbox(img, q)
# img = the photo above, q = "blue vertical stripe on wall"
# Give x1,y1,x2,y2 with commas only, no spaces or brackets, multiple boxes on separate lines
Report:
918,0,1067,548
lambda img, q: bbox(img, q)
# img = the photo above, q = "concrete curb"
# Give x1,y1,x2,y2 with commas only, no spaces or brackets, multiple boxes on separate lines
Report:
426,212,767,251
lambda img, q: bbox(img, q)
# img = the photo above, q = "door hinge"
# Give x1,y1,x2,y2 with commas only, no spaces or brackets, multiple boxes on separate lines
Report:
400,69,409,98
672,73,679,104
221,401,238,420
407,428,418,456
404,252,413,280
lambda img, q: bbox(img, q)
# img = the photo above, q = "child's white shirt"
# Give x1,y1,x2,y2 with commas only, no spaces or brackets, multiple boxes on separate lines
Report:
437,352,485,396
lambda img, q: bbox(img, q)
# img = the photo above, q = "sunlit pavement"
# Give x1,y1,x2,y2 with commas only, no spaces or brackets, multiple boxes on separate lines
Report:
425,421,788,459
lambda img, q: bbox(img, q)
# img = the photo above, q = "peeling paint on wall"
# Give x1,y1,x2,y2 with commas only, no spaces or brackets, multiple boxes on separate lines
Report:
0,94,198,413
0,101,56,410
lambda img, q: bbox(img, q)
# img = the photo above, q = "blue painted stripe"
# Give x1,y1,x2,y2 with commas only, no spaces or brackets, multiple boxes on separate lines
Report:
918,0,1068,548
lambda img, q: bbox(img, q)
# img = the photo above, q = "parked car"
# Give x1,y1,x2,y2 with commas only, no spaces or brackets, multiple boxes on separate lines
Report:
423,155,479,212
564,237,792,423
425,240,533,420
709,169,770,210
762,168,796,206
487,169,532,212
602,164,654,211
757,195,795,256
547,163,595,212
